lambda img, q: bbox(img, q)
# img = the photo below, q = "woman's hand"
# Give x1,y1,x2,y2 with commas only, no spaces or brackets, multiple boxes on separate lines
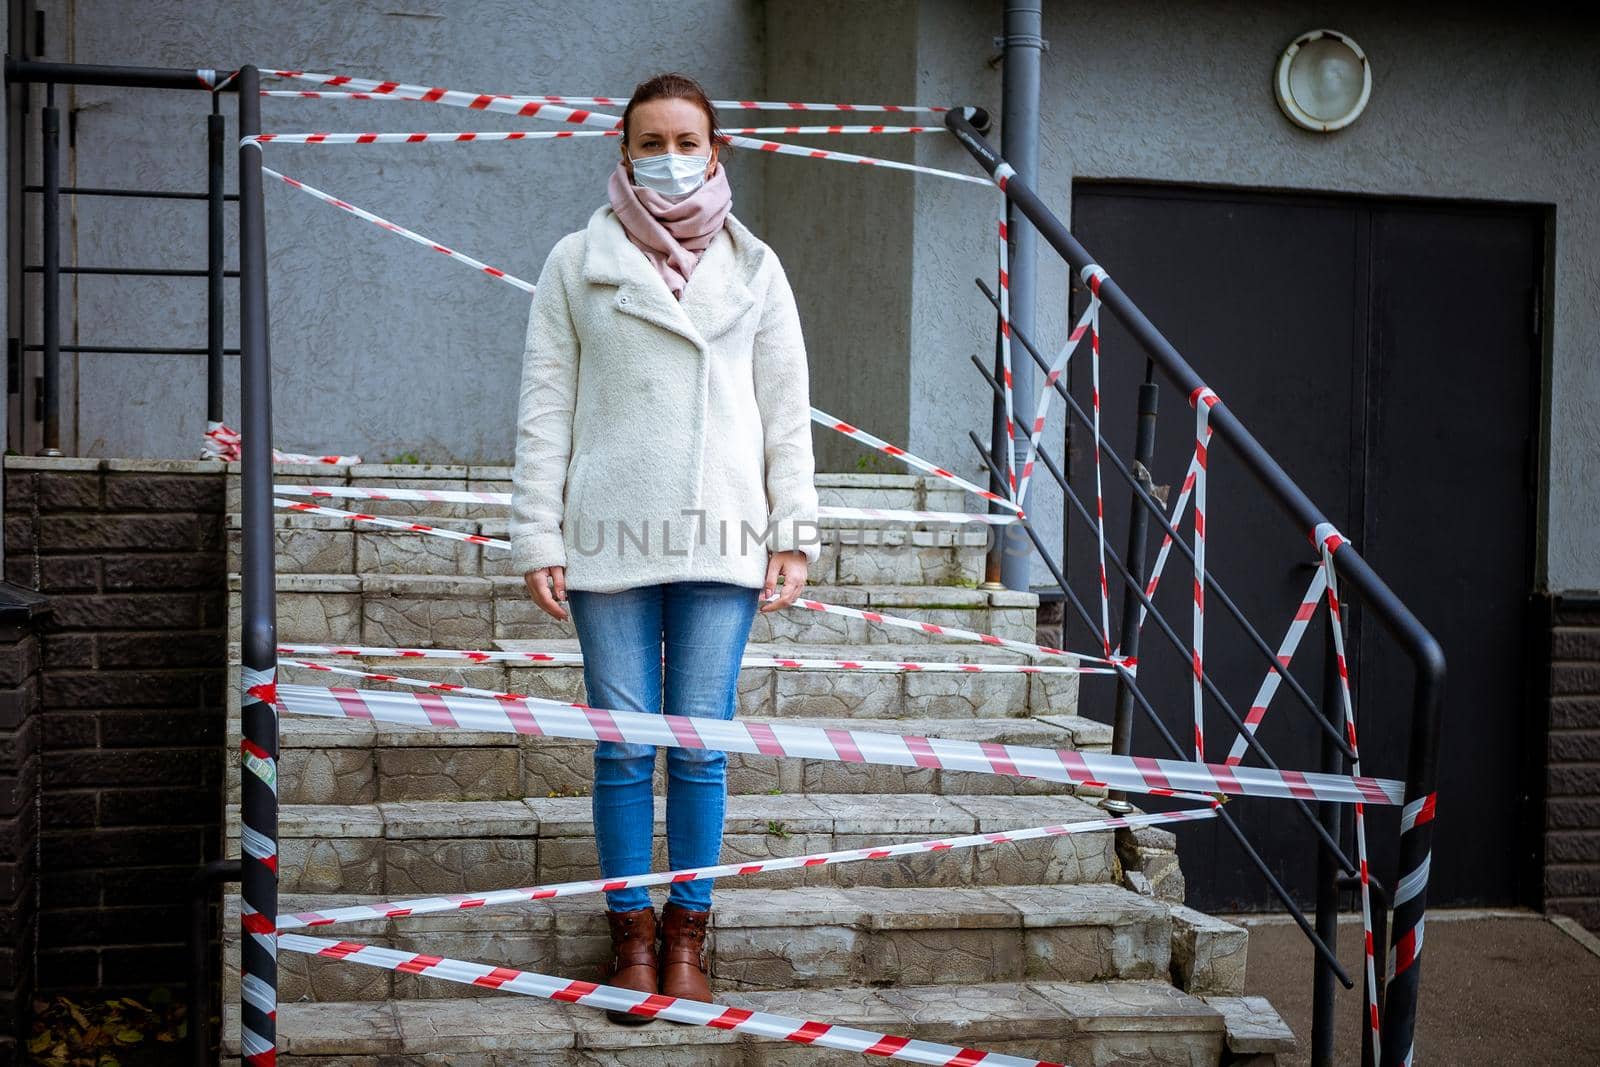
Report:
759,550,808,614
524,566,569,622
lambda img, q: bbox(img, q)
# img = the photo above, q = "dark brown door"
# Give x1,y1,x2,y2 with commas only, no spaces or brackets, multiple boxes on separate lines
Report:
1065,184,1542,909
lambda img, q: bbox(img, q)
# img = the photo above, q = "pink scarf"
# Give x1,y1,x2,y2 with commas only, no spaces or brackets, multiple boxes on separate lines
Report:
606,158,733,300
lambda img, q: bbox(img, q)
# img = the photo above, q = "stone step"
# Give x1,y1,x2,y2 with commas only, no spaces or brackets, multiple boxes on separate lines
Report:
227,510,992,586
225,793,1121,897
232,465,974,520
226,710,1109,806
230,575,1040,650
235,638,1085,723
222,882,1188,1004
223,979,1233,1065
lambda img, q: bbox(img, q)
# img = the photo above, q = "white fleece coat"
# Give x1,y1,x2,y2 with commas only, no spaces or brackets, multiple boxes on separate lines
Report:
509,202,821,593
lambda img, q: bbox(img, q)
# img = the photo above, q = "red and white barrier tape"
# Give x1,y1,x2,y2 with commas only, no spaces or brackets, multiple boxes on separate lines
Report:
277,931,1062,1066
813,406,1023,516
1124,447,1200,648
272,482,1021,526
280,649,1110,678
251,125,943,141
1085,267,1113,658
1224,562,1328,766
275,498,508,547
1014,299,1097,508
251,130,619,144
996,202,1018,501
204,421,362,465
1317,522,1382,1059
271,495,1102,665
279,806,1215,931
1189,387,1220,760
259,166,536,293
260,69,991,186
265,87,951,114
269,682,1404,806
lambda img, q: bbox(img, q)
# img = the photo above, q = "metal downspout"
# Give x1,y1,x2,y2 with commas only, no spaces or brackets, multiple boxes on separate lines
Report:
995,0,1044,593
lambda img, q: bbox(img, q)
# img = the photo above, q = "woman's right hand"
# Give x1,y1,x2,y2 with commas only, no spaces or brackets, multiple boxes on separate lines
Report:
524,566,569,621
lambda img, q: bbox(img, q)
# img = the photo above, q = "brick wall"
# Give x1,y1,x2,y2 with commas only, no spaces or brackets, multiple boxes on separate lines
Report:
1,456,227,996
1548,595,1600,931
0,587,49,1066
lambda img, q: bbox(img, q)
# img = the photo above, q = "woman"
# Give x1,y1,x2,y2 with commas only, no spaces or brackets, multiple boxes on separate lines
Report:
509,72,821,1024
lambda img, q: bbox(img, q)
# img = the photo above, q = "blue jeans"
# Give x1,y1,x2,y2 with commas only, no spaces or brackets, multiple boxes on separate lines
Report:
566,579,759,913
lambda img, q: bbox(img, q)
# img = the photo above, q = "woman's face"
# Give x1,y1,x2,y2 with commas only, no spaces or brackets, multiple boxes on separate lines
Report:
622,96,718,181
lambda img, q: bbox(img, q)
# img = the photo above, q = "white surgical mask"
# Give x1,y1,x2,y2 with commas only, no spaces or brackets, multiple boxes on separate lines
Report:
626,149,712,199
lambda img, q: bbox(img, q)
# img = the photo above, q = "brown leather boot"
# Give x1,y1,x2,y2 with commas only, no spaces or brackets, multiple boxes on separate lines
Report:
602,906,659,1025
657,901,713,1010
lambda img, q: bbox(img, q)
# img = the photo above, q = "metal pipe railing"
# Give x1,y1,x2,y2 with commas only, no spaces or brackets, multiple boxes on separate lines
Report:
208,104,227,428
40,90,60,454
236,64,280,1066
5,59,239,456
188,859,241,1067
24,183,239,201
1106,374,1159,813
4,58,239,91
948,106,1445,1067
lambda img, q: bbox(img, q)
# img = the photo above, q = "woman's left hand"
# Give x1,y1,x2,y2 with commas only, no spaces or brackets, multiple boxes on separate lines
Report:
759,549,808,613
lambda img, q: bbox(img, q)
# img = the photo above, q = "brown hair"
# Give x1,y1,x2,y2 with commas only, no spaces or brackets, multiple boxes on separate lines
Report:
621,72,728,149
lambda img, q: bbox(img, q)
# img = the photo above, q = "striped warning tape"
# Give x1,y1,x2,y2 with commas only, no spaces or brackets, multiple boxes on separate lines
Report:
263,87,952,114
259,166,536,292
275,498,508,547
279,806,1215,931
813,406,1023,515
1189,387,1220,760
249,125,944,142
1084,266,1113,658
271,482,1022,526
276,931,1062,1066
996,199,1018,501
276,643,1111,676
1316,523,1383,1059
259,68,991,186
1123,446,1200,648
250,129,621,144
270,495,1092,663
204,421,362,465
1014,298,1096,508
1224,562,1329,766
269,682,1405,805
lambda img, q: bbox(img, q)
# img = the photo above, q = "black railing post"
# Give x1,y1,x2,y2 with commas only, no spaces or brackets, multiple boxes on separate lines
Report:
1312,604,1345,1067
40,86,60,455
207,103,225,434
1106,374,1159,811
190,859,241,1067
235,64,279,1067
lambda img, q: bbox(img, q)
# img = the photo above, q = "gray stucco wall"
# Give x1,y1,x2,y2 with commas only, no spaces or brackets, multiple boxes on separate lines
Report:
24,1,1600,592
896,1,1600,591
49,0,767,464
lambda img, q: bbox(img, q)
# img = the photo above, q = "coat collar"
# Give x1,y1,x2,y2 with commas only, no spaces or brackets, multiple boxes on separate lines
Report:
580,203,762,353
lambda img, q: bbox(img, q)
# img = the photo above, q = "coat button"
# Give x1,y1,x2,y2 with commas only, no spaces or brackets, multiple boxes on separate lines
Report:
618,294,630,305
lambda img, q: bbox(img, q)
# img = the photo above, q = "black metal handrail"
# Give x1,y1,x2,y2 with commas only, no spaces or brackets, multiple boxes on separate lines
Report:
4,56,239,455
947,106,1444,1067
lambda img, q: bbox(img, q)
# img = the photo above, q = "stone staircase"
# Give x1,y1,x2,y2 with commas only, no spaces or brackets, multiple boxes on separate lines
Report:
221,464,1294,1065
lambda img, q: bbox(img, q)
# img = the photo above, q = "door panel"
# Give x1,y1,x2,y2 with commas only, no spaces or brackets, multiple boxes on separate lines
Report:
1065,184,1540,909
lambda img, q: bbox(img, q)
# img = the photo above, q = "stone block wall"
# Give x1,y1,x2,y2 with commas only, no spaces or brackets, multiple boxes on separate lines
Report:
1549,595,1600,931
1,457,227,997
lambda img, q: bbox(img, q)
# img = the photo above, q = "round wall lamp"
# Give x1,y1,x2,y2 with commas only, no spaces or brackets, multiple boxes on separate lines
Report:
1275,29,1371,132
